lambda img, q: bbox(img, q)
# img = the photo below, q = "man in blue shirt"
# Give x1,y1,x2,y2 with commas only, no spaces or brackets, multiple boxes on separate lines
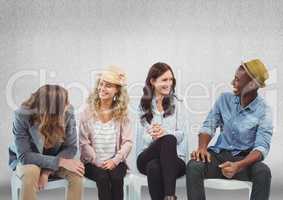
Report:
186,59,273,200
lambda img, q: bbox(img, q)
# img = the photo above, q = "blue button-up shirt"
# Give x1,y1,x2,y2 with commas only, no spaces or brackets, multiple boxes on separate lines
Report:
200,92,273,159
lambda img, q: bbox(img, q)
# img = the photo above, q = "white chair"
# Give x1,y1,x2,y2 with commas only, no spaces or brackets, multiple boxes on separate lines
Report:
11,173,131,200
129,173,186,200
204,179,252,199
203,134,253,198
11,173,69,200
128,174,253,200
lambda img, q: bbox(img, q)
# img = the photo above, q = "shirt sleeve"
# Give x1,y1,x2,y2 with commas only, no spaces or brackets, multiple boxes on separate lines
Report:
112,118,133,165
56,107,78,159
173,100,187,144
199,94,223,136
13,111,60,171
79,112,96,164
135,107,153,157
252,106,273,160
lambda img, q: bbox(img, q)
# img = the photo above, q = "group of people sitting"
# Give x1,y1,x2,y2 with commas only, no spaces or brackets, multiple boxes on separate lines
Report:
9,59,272,200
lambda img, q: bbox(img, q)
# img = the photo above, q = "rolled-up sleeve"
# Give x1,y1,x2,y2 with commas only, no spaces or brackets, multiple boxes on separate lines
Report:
174,101,188,144
199,95,223,136
56,108,78,159
112,118,133,165
135,106,153,157
253,106,273,159
79,117,96,164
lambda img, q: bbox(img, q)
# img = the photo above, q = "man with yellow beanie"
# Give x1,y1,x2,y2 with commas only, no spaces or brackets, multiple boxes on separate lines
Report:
186,59,273,200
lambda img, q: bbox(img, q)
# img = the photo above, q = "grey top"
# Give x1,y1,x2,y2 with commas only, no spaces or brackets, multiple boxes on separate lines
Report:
8,105,77,171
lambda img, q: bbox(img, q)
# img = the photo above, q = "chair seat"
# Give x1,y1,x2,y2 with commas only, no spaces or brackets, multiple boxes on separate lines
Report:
44,179,68,190
12,173,68,190
83,177,97,188
204,179,252,190
11,173,69,200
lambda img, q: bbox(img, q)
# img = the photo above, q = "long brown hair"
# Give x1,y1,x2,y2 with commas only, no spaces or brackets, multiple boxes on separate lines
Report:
140,62,176,124
22,84,69,147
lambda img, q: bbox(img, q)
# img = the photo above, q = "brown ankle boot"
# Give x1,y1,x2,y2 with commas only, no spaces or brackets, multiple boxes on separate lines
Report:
164,195,177,200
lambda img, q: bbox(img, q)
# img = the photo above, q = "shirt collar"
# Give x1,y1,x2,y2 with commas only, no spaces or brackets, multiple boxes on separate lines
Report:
151,95,164,115
233,94,260,112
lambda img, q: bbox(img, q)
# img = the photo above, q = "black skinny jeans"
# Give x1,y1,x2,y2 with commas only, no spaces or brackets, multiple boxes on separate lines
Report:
137,134,186,200
85,162,127,200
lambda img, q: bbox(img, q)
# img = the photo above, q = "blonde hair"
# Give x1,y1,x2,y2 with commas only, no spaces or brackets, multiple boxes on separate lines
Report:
87,79,129,121
22,84,69,147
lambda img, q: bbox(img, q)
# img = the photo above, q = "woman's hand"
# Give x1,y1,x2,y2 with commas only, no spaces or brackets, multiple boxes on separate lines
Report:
102,160,117,170
148,124,165,140
38,170,51,191
59,158,85,177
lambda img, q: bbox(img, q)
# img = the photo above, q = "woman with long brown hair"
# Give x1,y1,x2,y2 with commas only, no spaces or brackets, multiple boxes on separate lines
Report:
9,84,84,200
79,66,133,200
136,62,188,200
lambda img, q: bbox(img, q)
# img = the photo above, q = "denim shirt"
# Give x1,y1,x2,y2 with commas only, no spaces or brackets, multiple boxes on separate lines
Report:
136,96,188,161
200,92,273,159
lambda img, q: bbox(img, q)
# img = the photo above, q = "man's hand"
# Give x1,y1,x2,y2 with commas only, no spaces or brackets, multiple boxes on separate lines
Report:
102,160,117,170
191,148,211,163
219,161,241,179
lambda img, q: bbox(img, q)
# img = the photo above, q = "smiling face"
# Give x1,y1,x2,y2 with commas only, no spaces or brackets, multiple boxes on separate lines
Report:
231,65,258,96
97,79,118,101
150,70,174,97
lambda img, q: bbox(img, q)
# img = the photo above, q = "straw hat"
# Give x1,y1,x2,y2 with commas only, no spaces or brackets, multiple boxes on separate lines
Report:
99,65,127,86
241,59,269,88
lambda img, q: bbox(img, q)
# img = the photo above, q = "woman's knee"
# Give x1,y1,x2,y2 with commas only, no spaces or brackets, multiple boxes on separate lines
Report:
65,171,84,186
136,154,146,174
160,134,177,145
146,159,161,176
110,164,127,181
17,164,41,185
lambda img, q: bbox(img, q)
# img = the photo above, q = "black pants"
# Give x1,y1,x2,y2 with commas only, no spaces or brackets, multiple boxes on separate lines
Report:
137,135,186,200
186,150,271,200
85,162,127,200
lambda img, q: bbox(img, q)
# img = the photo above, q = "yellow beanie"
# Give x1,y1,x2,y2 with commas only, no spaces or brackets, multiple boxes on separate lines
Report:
241,59,269,88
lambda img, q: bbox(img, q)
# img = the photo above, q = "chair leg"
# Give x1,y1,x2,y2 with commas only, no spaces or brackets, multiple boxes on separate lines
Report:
131,182,142,200
64,185,68,200
11,186,19,200
11,176,19,200
123,184,128,200
248,187,252,200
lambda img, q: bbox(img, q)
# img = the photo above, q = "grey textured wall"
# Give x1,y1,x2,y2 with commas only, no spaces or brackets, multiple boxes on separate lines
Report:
0,0,282,197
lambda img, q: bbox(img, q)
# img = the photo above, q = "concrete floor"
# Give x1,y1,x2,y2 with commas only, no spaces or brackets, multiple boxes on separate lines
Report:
1,184,282,200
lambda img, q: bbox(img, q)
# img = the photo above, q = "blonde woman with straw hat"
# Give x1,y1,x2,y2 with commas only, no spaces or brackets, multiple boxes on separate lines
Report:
79,66,133,200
